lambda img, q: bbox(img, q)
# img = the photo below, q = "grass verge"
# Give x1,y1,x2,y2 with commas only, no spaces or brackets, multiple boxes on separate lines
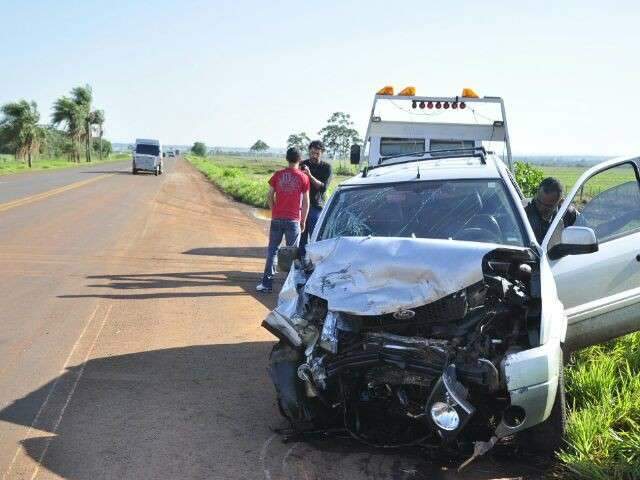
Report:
0,153,130,176
188,154,639,477
186,154,355,209
559,332,640,479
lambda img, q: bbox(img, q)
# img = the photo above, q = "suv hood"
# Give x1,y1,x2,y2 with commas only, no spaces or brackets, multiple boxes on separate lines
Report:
304,236,509,315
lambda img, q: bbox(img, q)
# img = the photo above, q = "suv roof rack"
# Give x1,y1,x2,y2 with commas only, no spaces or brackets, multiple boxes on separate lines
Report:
363,147,488,176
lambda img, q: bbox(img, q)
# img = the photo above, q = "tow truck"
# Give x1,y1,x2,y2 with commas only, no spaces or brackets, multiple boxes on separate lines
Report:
350,86,513,171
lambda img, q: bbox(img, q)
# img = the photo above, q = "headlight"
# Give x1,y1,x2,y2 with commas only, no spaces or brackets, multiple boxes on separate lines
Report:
430,401,460,431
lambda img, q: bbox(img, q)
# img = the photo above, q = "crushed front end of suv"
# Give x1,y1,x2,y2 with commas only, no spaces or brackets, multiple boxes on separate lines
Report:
262,160,570,465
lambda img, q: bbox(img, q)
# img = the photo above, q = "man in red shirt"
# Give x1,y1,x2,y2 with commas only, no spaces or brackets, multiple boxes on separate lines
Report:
257,147,310,293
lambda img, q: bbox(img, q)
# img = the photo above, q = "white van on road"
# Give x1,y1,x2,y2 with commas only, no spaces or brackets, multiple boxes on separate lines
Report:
132,139,163,175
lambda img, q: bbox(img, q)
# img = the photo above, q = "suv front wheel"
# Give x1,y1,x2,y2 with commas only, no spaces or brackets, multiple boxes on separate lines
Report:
518,350,567,455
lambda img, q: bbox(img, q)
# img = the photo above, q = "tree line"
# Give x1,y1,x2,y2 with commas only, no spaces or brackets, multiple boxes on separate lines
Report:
190,111,360,159
0,84,109,167
288,112,361,159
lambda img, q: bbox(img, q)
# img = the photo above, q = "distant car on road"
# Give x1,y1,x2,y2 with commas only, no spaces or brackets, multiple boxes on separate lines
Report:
167,151,176,158
132,139,163,175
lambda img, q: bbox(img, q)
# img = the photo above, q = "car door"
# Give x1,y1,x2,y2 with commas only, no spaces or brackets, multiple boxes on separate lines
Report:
542,157,640,350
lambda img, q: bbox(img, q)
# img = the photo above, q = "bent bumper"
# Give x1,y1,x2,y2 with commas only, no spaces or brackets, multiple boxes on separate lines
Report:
495,341,561,437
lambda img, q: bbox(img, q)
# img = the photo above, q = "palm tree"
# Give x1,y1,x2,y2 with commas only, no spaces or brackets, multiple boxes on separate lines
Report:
52,84,96,162
52,96,84,162
89,109,105,160
70,85,93,162
0,100,46,168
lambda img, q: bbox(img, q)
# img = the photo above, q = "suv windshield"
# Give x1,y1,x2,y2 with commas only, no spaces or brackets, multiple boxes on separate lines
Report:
136,144,160,156
319,179,525,246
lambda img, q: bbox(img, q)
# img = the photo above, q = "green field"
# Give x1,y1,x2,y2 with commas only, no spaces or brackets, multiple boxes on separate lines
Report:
0,152,130,176
540,165,636,199
186,158,625,203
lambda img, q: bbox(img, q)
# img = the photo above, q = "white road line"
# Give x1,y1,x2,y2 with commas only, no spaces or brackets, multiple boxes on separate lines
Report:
29,304,113,480
0,303,106,480
260,433,277,480
281,443,297,479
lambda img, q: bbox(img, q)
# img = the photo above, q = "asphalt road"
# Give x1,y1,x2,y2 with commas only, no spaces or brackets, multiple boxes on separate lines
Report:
0,159,549,479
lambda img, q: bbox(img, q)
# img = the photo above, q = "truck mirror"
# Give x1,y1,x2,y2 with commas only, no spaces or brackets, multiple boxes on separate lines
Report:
350,144,361,165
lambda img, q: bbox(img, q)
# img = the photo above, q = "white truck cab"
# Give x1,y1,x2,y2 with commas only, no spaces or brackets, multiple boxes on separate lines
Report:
351,86,513,172
132,138,163,176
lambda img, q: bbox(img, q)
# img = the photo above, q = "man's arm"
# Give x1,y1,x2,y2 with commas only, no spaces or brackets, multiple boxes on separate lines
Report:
301,190,310,232
302,164,331,192
267,187,275,210
563,204,580,227
321,163,333,193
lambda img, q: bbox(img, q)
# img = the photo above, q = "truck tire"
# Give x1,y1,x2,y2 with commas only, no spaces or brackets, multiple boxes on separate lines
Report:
518,350,567,455
154,166,159,176
132,167,138,175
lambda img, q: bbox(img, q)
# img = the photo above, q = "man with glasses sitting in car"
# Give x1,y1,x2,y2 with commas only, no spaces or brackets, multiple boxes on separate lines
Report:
525,177,578,243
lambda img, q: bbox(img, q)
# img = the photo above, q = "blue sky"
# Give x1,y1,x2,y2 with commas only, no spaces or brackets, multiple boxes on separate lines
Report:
1,0,638,155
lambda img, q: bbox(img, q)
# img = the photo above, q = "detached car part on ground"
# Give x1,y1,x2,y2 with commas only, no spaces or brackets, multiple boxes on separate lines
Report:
262,153,640,469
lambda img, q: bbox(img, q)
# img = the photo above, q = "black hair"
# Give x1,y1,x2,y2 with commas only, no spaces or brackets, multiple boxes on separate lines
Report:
539,177,563,197
308,140,325,151
286,147,301,163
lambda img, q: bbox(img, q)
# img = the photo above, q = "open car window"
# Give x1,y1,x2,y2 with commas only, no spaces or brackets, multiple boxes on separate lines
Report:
547,162,640,247
319,179,526,246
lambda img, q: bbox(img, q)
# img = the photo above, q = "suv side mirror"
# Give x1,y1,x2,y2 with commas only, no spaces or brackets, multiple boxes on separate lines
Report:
350,144,361,165
548,226,598,260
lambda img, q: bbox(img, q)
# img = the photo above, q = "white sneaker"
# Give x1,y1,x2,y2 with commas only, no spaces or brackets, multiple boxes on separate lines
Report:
256,283,272,293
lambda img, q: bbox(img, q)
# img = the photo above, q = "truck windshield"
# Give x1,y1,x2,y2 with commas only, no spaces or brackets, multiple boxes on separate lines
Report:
319,179,526,246
136,144,160,156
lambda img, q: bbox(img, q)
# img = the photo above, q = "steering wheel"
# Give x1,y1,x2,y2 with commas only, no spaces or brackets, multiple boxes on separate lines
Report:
462,214,503,242
454,227,502,243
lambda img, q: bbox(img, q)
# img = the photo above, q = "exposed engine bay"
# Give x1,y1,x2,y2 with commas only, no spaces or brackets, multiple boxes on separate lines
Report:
263,237,541,467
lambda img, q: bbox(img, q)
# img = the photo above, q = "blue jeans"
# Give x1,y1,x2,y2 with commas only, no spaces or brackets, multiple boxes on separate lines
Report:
261,219,301,288
299,207,321,259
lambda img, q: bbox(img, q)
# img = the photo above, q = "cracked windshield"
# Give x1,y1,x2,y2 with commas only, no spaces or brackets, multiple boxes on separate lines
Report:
320,179,526,246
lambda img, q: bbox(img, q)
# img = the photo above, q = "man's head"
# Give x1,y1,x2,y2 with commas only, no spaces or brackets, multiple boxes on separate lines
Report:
535,177,564,220
308,140,325,164
286,147,301,166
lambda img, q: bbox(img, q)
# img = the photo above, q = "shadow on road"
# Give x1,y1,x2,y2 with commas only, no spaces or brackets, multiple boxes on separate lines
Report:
79,170,131,175
183,247,265,258
0,343,275,479
0,344,551,480
58,270,278,310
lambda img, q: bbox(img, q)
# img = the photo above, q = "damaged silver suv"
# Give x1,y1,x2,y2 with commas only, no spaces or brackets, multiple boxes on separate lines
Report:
263,147,640,464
